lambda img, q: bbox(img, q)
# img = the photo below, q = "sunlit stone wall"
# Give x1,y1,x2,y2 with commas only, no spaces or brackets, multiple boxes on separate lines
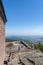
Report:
0,16,5,65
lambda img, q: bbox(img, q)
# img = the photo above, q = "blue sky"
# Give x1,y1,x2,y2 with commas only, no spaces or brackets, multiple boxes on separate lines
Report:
2,0,43,36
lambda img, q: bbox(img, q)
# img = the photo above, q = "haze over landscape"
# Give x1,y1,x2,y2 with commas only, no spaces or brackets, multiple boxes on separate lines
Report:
2,0,43,36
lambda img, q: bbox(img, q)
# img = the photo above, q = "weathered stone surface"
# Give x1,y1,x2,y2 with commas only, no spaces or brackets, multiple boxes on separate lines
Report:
0,17,5,65
5,41,43,65
0,0,7,65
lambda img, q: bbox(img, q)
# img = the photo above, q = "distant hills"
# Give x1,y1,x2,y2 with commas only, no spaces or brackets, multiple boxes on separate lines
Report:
6,36,43,44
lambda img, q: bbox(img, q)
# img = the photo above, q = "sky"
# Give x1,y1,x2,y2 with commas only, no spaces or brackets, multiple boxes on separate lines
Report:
2,0,43,36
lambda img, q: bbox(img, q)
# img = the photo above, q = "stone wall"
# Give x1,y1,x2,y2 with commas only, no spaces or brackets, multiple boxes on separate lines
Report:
0,16,5,65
